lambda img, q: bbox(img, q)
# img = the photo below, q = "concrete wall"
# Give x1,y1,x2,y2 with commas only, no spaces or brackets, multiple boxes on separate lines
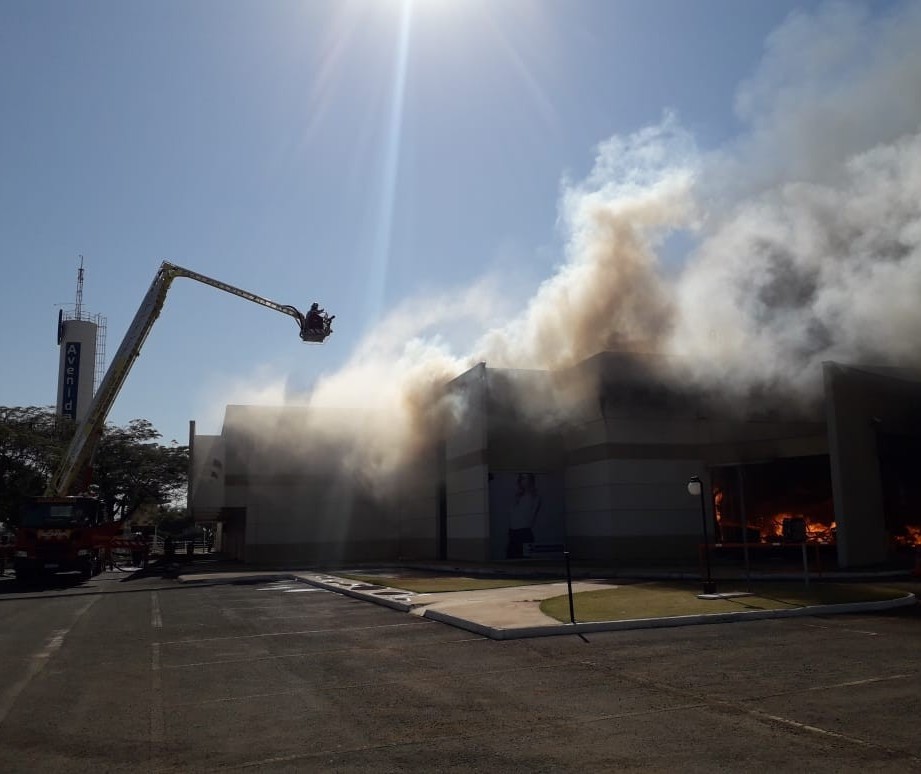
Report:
189,434,224,521
219,508,246,562
240,477,399,564
825,363,921,567
199,403,444,565
394,447,439,559
445,364,490,561
564,458,705,562
561,404,707,562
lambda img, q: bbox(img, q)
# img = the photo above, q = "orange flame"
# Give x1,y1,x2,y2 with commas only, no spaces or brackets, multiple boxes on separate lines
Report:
763,513,836,543
893,525,921,548
713,487,724,523
805,519,836,544
767,512,795,539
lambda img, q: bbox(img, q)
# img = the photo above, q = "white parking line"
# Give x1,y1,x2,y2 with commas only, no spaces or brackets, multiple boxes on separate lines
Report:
800,674,911,692
220,608,328,612
0,595,98,727
150,642,163,751
754,673,914,702
803,622,879,636
151,591,162,629
745,706,921,763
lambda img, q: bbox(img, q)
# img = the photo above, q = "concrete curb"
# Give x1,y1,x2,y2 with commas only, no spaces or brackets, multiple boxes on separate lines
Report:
296,574,415,612
178,571,419,611
175,571,917,642
178,571,417,611
178,573,296,586
420,592,917,640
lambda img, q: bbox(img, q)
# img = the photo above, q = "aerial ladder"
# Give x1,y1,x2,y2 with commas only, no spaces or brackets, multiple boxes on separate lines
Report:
14,261,333,582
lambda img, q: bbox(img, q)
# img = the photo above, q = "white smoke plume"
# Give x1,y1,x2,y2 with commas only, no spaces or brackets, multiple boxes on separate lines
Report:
476,116,698,372
284,281,498,493
235,1,921,486
672,130,921,398
670,0,921,397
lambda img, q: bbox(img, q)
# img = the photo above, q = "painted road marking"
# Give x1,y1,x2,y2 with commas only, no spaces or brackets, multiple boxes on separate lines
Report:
151,591,163,629
744,706,921,764
150,642,164,753
800,674,910,692
758,673,912,699
803,622,879,636
0,595,98,727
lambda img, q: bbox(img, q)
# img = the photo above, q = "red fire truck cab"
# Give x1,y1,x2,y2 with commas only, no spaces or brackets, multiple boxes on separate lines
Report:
13,496,112,582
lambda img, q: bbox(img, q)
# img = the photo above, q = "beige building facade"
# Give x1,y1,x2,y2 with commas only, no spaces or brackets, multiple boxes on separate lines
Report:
190,405,438,563
190,353,921,569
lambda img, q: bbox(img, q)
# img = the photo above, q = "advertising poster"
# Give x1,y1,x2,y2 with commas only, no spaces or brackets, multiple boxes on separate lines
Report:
489,471,565,560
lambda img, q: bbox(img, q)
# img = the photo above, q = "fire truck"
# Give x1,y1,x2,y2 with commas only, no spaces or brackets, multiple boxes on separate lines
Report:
13,262,333,582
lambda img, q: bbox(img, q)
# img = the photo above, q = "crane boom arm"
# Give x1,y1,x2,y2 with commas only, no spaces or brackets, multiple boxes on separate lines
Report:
165,263,307,323
46,261,331,496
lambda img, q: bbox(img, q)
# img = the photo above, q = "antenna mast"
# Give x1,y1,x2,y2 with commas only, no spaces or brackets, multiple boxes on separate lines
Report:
75,255,85,319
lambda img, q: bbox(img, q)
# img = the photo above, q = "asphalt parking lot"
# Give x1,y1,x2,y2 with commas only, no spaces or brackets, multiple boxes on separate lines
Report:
1,571,920,772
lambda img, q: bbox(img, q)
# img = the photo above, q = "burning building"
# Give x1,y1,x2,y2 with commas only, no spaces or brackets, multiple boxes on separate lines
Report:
185,3,921,571
189,352,921,570
440,352,830,565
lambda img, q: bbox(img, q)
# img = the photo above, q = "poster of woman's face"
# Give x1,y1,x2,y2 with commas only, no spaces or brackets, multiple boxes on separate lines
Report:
516,473,537,495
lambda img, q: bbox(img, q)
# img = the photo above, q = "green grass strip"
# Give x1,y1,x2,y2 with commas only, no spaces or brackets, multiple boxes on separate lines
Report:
540,581,909,623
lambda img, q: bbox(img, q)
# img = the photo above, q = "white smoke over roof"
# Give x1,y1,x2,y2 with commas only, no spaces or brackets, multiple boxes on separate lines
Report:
477,114,697,372
672,131,921,398
671,0,921,397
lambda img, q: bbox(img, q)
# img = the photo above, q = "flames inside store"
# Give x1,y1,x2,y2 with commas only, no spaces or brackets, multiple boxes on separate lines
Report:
712,457,835,547
711,450,921,556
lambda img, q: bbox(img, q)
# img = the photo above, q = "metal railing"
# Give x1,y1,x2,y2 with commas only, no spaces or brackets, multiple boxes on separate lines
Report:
147,535,212,556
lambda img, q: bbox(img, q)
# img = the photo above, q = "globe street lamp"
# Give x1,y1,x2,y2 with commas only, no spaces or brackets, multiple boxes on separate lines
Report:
688,475,717,595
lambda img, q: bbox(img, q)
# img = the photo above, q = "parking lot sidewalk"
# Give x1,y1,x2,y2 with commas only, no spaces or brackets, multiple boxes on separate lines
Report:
175,567,918,640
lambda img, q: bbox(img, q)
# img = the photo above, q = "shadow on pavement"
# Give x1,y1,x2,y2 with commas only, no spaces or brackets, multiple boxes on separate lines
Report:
0,570,88,595
117,553,249,581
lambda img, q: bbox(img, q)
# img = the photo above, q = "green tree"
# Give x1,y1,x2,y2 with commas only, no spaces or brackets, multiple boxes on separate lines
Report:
0,407,188,526
0,406,73,526
93,419,189,521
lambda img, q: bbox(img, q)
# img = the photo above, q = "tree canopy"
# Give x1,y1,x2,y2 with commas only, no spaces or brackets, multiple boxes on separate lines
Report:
0,406,71,526
0,406,188,527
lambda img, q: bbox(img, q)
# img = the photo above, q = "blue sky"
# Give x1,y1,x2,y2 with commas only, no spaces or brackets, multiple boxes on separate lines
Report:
0,0,906,445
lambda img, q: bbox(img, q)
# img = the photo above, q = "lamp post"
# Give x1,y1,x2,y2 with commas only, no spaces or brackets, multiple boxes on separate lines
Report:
688,475,717,595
